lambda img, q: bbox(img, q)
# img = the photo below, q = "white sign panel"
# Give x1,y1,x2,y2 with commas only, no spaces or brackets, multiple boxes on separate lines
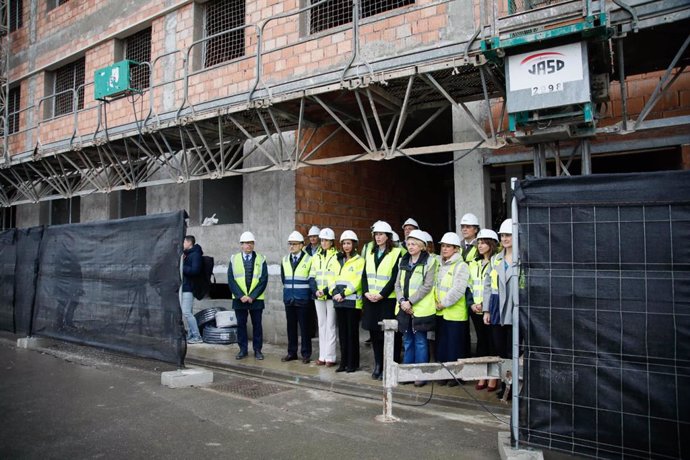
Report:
508,42,584,93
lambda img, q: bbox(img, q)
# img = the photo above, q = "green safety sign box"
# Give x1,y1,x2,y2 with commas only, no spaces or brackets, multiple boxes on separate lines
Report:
94,60,140,101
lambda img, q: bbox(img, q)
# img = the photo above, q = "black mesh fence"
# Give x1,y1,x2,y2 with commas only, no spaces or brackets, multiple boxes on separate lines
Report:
0,229,17,332
0,211,188,366
516,170,690,459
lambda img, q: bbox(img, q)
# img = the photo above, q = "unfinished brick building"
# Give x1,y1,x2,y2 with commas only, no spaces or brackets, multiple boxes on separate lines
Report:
1,0,689,341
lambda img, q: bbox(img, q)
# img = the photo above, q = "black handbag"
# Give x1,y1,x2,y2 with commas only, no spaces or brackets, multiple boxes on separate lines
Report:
412,314,436,332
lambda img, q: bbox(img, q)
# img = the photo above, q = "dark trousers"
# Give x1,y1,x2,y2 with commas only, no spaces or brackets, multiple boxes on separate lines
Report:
371,330,401,368
336,307,360,370
491,324,513,359
285,304,312,359
470,312,493,357
436,318,469,363
236,308,263,353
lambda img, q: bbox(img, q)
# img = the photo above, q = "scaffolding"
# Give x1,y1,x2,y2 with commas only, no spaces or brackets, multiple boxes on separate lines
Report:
0,0,688,206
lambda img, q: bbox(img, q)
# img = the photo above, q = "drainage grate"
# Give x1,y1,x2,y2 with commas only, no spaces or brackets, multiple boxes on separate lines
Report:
208,377,291,399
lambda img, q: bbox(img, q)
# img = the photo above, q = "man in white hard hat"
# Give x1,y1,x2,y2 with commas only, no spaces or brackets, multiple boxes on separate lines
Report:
304,225,321,257
228,231,268,360
280,231,313,363
459,213,480,263
401,218,419,239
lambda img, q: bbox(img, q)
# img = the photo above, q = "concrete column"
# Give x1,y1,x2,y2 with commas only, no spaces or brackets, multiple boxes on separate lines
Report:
681,144,690,170
452,102,491,230
80,193,113,223
16,203,41,228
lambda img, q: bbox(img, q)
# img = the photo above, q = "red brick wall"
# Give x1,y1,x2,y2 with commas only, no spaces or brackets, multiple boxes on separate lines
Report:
294,126,451,246
8,0,450,157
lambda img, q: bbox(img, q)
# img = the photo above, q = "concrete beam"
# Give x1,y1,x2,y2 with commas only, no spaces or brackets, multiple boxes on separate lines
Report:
161,367,214,388
16,337,53,349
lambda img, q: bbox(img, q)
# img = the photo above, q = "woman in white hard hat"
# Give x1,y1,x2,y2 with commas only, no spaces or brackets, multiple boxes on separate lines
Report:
395,229,438,387
468,228,499,391
483,218,517,399
331,230,365,373
309,228,339,366
362,221,403,380
304,226,321,257
434,232,470,387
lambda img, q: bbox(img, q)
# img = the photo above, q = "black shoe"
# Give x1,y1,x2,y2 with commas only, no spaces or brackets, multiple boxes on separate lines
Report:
371,364,382,380
346,367,357,373
255,351,264,360
302,357,311,364
236,351,248,360
335,365,347,372
281,354,298,362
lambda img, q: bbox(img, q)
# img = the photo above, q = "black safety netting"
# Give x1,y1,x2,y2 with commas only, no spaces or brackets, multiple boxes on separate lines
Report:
515,170,690,459
15,227,44,335
0,228,17,332
0,211,189,365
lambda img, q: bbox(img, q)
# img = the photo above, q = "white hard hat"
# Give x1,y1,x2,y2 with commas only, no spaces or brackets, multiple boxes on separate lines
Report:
402,218,419,229
421,231,433,244
439,232,462,246
460,213,480,227
372,221,393,234
308,225,321,237
370,220,382,230
391,231,400,242
239,231,255,243
287,231,304,243
477,229,499,242
499,219,513,235
340,230,358,242
319,227,335,240
407,229,427,244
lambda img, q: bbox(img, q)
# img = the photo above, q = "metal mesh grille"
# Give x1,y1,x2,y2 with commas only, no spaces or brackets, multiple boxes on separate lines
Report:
9,0,23,32
125,27,152,90
507,0,568,15
204,0,245,68
310,0,415,34
8,86,20,134
53,57,85,117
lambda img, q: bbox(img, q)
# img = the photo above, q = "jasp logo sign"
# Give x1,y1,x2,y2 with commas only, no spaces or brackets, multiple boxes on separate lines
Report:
522,52,566,76
507,42,583,92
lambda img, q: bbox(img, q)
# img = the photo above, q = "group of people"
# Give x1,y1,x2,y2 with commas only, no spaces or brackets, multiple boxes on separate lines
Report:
180,213,518,397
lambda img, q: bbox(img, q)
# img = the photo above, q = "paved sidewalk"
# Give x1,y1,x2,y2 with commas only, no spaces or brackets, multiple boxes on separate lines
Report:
185,338,509,412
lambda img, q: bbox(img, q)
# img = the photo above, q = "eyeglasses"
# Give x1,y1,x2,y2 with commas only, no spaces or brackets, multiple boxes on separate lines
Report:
288,242,302,246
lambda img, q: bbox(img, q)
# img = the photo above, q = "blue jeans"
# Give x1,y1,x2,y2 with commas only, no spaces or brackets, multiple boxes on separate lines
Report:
403,329,429,364
180,291,201,339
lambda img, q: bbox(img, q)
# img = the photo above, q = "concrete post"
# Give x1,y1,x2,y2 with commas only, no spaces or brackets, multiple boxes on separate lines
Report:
376,319,400,423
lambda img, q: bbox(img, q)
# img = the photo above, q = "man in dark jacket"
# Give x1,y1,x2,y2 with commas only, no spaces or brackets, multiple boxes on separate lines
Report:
228,231,268,360
182,235,203,344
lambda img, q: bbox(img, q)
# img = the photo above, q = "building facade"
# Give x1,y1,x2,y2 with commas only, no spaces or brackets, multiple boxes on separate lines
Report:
1,0,689,342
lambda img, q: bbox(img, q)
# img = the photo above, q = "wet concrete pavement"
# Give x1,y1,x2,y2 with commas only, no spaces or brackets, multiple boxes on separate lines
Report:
0,334,509,459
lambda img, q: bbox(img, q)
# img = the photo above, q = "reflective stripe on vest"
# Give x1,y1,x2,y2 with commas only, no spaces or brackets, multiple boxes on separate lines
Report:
282,254,312,295
435,259,468,321
334,255,365,308
365,247,402,299
468,259,491,306
395,256,437,318
311,248,338,299
231,253,266,300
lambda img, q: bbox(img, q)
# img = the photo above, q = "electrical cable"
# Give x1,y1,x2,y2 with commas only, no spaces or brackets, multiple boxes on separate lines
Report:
439,362,511,425
395,139,486,166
